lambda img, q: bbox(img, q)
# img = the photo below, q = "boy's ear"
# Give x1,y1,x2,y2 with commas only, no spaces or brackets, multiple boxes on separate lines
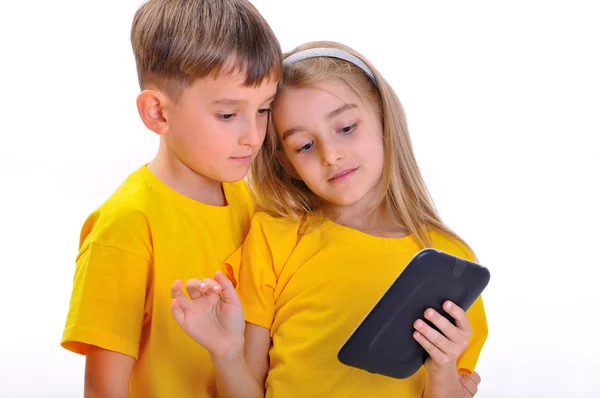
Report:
275,150,302,180
136,90,169,135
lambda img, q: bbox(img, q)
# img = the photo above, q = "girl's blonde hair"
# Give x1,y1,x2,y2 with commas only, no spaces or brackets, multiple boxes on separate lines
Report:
248,41,470,250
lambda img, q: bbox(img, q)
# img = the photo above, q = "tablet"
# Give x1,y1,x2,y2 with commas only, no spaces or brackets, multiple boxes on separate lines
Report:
337,248,490,379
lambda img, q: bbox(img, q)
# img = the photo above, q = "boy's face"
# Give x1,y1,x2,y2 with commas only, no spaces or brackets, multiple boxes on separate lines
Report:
164,71,277,183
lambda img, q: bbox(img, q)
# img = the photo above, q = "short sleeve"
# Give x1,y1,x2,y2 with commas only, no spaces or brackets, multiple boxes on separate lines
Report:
456,295,488,374
61,208,152,359
224,213,300,331
225,217,277,330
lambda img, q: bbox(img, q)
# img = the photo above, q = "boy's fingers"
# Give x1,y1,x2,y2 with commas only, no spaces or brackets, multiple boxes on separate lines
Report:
185,278,222,299
170,299,185,325
185,279,206,300
171,280,191,310
200,278,222,295
214,271,240,305
443,301,471,334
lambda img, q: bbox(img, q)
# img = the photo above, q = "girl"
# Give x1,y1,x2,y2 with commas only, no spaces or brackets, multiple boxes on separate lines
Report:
170,41,488,398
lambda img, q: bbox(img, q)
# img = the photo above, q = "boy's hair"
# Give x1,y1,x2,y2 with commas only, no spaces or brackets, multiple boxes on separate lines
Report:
131,0,281,100
249,41,470,250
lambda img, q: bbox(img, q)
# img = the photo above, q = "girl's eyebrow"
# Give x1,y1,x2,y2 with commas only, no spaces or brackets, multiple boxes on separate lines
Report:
282,103,358,141
326,103,357,120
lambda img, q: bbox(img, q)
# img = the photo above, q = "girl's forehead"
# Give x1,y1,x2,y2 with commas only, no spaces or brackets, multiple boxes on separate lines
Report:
275,81,364,113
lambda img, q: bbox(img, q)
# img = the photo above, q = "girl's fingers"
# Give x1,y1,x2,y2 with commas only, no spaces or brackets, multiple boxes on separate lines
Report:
413,331,445,363
414,319,453,356
467,371,481,385
459,373,479,396
443,301,471,335
423,308,462,344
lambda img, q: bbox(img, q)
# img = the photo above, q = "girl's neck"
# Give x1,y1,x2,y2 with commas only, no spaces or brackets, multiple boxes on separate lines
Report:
323,200,408,239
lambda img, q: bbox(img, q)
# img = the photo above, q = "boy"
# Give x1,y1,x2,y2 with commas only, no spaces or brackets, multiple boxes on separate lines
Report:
60,0,280,396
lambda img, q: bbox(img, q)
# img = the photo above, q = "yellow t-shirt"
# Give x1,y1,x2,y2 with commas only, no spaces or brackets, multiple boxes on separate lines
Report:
231,212,488,398
61,165,254,398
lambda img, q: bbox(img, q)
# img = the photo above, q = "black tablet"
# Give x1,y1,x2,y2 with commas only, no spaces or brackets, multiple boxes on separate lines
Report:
337,248,490,379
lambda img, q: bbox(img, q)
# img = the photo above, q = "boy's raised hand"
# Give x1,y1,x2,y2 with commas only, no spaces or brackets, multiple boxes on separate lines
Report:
170,271,245,358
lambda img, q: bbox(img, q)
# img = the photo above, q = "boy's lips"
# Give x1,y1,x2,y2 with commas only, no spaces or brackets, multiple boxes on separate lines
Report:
229,155,253,164
328,167,358,183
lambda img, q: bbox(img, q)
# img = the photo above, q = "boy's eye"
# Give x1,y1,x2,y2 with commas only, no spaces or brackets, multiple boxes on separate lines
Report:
296,141,314,153
338,123,357,134
217,113,236,120
258,108,271,116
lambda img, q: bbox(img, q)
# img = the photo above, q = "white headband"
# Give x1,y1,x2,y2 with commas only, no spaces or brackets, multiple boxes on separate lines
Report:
283,48,377,85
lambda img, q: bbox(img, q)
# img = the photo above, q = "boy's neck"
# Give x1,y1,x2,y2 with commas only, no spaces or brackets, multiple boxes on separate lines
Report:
148,143,226,206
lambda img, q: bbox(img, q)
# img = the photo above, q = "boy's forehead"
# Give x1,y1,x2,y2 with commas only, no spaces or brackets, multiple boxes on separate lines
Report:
187,70,278,102
211,55,281,86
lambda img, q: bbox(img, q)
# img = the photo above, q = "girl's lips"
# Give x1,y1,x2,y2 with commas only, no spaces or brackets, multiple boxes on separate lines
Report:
328,167,358,183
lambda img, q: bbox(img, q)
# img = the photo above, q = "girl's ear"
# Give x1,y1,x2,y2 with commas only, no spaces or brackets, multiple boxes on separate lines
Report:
275,150,302,180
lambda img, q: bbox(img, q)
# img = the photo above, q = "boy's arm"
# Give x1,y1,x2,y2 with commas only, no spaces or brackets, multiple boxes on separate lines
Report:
211,323,270,398
62,208,152,396
171,275,270,398
244,323,270,386
84,346,134,398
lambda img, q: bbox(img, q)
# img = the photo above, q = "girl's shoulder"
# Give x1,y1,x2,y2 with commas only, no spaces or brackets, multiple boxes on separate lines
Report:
428,230,476,262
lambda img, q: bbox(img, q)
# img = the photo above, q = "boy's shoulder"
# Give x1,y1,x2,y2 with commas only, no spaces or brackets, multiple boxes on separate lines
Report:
78,166,158,252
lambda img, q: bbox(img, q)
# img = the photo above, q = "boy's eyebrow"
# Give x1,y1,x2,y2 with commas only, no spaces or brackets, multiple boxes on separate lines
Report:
213,98,245,105
212,93,277,106
282,103,358,141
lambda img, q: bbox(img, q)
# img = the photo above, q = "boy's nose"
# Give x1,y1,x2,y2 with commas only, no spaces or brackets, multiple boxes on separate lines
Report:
240,120,263,147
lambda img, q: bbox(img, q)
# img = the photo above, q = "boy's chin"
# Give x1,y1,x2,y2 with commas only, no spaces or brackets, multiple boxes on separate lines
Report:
217,167,251,183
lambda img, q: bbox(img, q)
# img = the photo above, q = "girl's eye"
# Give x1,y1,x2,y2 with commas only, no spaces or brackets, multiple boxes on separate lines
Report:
296,141,314,153
217,113,236,120
258,108,271,116
338,123,357,134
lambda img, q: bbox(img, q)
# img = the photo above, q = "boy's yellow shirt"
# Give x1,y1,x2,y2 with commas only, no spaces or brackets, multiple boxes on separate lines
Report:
229,212,488,398
61,165,254,398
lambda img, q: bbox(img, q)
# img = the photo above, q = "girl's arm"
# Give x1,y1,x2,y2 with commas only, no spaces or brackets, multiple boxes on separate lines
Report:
170,272,269,398
423,368,476,398
414,301,481,398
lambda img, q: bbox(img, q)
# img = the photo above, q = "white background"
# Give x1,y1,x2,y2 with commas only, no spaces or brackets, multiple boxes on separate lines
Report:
1,1,599,397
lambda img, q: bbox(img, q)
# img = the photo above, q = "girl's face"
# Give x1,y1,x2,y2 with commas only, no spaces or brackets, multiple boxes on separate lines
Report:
273,79,384,211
